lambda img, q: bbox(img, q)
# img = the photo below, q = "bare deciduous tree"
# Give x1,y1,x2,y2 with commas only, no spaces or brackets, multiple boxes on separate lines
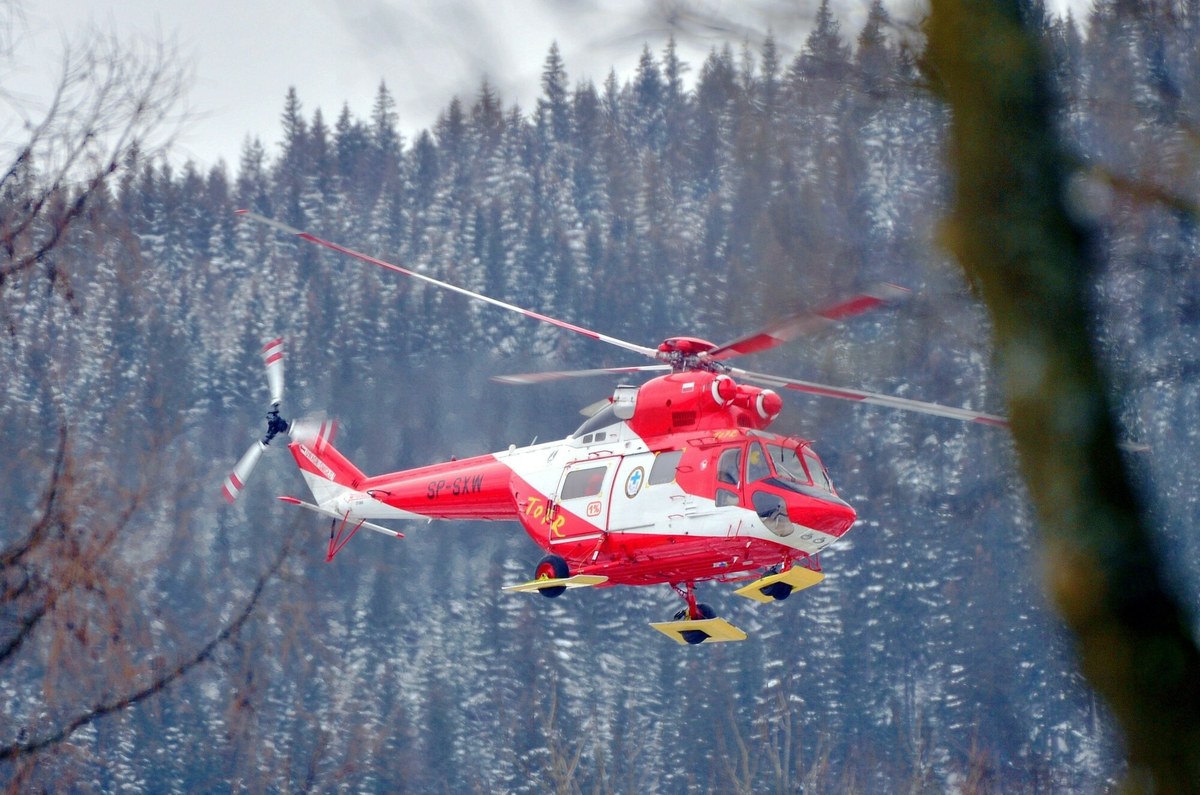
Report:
0,3,189,297
0,8,286,782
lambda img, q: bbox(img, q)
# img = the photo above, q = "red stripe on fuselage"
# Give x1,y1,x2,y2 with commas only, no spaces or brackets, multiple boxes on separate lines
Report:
362,454,520,520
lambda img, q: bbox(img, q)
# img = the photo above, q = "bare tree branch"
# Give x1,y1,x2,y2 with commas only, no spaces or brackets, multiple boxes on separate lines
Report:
0,24,189,296
0,422,66,570
0,543,289,762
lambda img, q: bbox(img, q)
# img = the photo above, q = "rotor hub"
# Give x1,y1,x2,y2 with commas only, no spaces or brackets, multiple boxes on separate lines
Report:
657,336,727,373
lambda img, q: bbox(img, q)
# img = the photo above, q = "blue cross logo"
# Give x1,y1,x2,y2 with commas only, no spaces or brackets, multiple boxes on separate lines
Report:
625,467,645,498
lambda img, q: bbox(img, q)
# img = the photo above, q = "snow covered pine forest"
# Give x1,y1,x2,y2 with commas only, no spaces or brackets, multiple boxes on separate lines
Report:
3,1,1199,791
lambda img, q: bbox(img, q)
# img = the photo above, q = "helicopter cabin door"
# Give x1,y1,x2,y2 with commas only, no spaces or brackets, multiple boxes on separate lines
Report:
550,456,621,545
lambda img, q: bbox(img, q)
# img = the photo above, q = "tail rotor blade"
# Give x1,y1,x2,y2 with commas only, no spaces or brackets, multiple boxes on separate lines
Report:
289,416,338,449
222,441,267,504
262,337,285,407
222,336,291,505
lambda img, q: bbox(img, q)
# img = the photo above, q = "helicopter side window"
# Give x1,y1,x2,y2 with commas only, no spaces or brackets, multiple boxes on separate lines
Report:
747,442,771,482
648,450,683,486
716,448,742,486
561,466,607,500
752,491,794,536
716,488,739,507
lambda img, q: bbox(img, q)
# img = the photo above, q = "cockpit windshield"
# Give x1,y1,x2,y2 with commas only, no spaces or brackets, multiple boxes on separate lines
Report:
767,444,808,483
767,442,835,493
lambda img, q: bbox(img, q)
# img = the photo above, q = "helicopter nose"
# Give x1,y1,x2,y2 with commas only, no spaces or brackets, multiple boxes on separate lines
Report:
790,494,857,536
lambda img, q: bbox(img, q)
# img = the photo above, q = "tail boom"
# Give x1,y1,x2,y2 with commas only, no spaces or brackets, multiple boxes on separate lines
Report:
287,440,520,523
359,454,521,521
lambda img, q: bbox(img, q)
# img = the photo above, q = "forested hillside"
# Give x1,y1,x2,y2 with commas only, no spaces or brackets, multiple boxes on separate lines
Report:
3,1,1198,790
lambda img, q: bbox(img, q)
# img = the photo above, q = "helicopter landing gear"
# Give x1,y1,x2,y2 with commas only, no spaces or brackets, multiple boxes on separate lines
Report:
671,584,717,644
533,554,570,598
671,582,712,621
500,556,608,596
733,560,825,604
760,581,794,601
649,583,748,645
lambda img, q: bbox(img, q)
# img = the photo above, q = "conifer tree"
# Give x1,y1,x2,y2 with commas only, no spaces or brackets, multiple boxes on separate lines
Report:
539,42,571,144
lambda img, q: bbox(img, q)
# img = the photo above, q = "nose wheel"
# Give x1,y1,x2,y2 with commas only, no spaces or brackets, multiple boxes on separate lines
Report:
649,582,748,645
672,583,717,645
672,582,713,621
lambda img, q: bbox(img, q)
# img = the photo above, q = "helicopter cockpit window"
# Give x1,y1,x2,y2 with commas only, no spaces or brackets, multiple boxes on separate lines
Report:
716,448,742,486
747,442,771,482
561,466,607,500
803,448,834,492
767,444,811,485
648,450,683,486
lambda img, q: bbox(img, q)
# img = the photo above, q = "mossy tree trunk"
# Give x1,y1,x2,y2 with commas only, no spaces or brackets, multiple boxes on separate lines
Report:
925,1,1200,790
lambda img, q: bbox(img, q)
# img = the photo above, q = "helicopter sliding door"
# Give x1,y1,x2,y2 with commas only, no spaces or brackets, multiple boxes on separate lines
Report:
550,456,622,545
607,450,690,537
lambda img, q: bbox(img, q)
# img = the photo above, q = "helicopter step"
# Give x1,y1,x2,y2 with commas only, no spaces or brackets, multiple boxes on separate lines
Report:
733,565,825,603
650,616,749,645
502,574,608,595
652,586,748,644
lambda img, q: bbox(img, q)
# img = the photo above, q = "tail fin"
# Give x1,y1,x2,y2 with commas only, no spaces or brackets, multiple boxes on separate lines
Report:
287,420,367,505
282,423,405,561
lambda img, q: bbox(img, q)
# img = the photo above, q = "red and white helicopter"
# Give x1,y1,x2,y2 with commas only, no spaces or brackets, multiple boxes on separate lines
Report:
223,211,1006,644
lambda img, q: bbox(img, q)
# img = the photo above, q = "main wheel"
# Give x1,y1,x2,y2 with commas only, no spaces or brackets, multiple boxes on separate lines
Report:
673,603,716,645
534,554,569,598
761,582,793,601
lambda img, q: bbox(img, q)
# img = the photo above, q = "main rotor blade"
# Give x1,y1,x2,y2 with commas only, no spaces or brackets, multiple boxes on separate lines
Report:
731,367,1009,427
237,211,659,360
704,283,911,362
492,365,670,385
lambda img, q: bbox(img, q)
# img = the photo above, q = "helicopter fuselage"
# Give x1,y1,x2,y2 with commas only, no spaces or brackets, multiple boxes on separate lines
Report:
290,370,856,586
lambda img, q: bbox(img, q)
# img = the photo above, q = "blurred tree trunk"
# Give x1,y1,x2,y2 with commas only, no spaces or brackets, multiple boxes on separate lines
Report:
925,1,1200,790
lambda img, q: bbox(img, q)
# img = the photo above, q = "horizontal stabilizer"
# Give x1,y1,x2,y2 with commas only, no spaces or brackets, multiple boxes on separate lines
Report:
502,574,608,594
734,566,824,603
650,617,748,645
277,496,404,539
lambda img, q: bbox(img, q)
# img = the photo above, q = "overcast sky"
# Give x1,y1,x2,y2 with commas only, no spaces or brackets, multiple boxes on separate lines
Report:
7,0,1068,171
